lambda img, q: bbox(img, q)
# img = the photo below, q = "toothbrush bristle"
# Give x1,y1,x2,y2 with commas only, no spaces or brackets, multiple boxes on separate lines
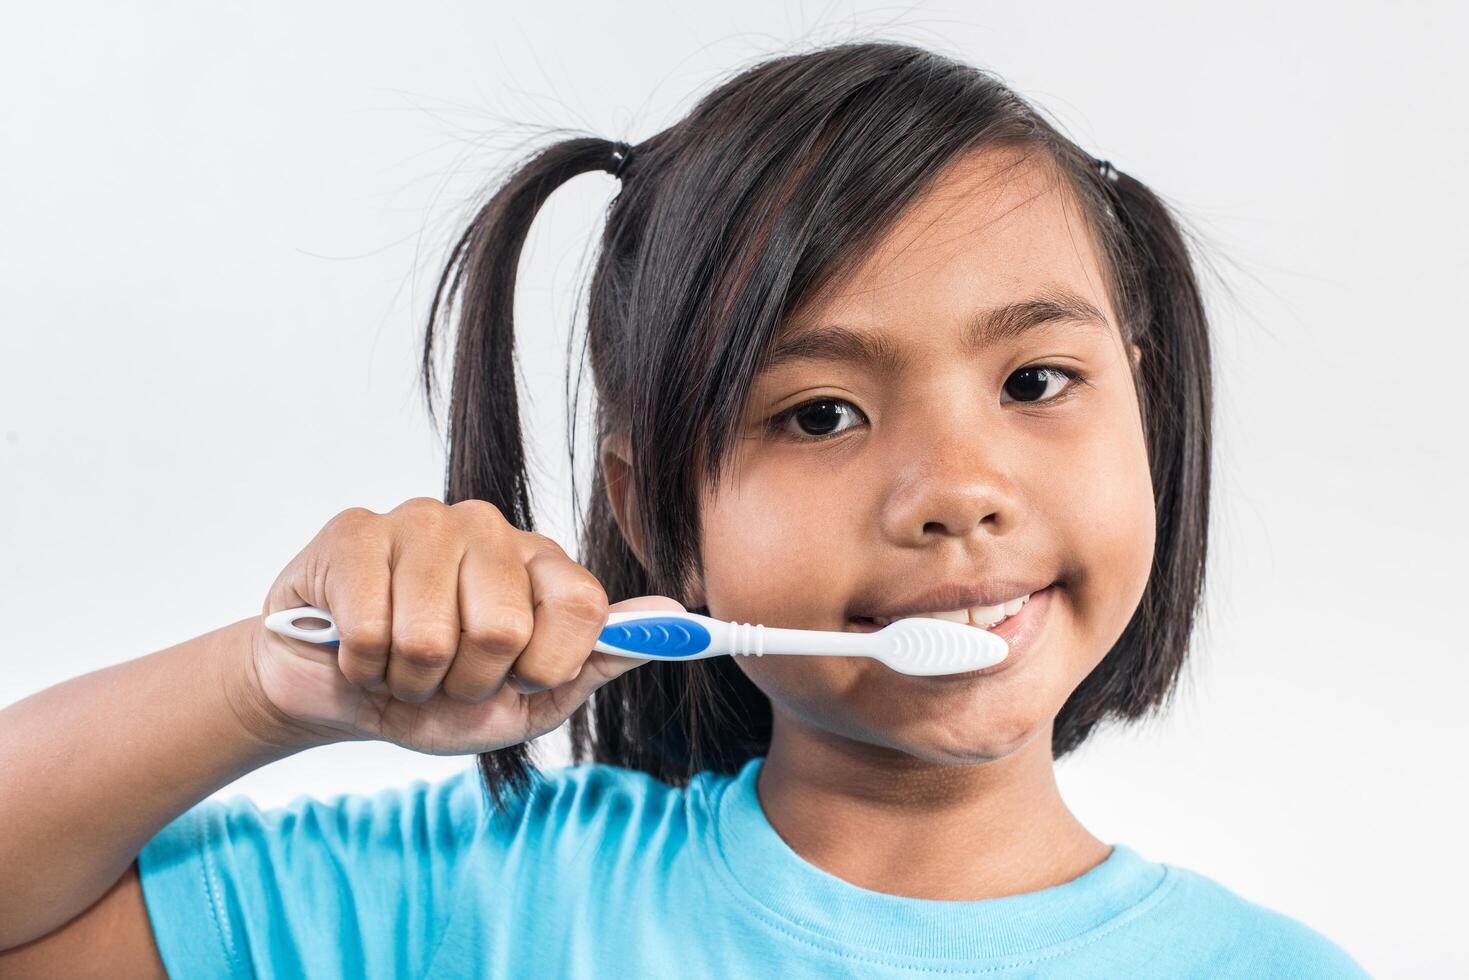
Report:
875,618,1008,676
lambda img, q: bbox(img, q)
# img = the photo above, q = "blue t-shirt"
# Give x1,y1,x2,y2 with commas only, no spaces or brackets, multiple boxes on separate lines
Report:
137,756,1369,978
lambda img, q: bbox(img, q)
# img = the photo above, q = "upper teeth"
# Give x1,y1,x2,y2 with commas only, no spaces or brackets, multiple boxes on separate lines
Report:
871,593,1031,629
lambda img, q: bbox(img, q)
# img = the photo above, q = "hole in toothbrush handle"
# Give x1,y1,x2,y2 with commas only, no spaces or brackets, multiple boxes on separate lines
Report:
264,605,341,646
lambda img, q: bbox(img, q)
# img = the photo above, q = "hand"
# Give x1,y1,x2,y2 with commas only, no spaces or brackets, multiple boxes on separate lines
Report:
236,497,680,755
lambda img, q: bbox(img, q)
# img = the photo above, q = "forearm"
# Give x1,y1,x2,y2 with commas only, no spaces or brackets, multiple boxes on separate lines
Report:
0,616,322,949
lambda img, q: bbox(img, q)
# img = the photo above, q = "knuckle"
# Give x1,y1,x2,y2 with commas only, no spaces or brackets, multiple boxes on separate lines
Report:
467,609,535,653
339,618,391,654
392,621,459,666
393,497,450,534
545,581,609,625
396,496,446,517
325,506,378,538
524,531,566,557
451,498,507,527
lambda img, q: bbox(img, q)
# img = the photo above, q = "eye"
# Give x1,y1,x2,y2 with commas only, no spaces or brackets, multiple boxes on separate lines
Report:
769,398,868,441
769,367,1085,442
1000,365,1085,405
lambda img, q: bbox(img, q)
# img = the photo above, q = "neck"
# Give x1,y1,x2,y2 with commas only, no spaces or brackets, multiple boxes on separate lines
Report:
756,711,1111,900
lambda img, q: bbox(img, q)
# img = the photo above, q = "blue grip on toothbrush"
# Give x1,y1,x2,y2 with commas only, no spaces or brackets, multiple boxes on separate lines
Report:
596,616,713,657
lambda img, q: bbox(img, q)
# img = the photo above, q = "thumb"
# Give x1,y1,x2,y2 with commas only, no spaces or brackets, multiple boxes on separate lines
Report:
608,594,688,615
522,594,687,734
561,594,687,696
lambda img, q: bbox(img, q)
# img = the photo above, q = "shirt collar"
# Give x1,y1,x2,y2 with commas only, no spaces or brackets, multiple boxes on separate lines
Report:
703,755,1170,963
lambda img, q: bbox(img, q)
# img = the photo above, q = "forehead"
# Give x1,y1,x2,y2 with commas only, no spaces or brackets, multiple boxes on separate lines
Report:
786,147,1116,339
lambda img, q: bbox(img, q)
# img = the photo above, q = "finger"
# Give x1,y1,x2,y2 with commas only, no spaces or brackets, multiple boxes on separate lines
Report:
384,522,464,704
523,594,685,728
325,528,395,693
440,537,535,703
507,539,609,694
575,593,688,685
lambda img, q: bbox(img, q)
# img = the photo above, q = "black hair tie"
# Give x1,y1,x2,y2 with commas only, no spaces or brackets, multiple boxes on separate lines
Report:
607,141,633,179
1096,158,1119,183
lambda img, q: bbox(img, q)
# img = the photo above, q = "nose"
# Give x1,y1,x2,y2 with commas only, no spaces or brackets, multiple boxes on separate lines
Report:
877,398,1021,547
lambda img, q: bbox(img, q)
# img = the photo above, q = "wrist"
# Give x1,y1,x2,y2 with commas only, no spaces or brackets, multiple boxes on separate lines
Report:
216,617,340,753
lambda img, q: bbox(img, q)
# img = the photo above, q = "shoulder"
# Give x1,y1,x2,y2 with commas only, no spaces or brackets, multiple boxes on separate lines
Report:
144,763,492,865
518,760,689,809
136,765,504,979
193,761,719,858
495,761,723,842
1150,862,1370,977
470,761,731,892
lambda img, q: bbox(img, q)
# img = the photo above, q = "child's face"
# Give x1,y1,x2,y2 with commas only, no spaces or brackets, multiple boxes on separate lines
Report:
693,147,1155,764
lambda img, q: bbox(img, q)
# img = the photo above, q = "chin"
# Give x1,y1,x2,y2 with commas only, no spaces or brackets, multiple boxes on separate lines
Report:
879,716,1042,766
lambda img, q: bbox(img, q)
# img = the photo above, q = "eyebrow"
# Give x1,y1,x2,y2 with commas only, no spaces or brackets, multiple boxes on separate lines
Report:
760,286,1111,375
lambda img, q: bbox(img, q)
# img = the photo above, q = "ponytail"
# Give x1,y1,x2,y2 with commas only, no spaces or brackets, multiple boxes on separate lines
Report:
421,136,628,804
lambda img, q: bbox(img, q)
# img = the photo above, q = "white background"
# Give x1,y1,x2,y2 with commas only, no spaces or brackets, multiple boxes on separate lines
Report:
2,3,1463,975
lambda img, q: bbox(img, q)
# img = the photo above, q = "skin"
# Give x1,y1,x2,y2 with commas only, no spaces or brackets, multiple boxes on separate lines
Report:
605,145,1155,900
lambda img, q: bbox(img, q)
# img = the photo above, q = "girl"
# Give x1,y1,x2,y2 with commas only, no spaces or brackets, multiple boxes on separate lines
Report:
0,41,1368,978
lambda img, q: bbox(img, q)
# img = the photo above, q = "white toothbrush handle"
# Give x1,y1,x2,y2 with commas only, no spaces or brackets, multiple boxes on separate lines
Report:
725,622,870,657
595,610,1007,676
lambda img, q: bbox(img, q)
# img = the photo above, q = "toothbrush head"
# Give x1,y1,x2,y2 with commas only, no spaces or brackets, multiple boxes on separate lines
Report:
868,617,1009,676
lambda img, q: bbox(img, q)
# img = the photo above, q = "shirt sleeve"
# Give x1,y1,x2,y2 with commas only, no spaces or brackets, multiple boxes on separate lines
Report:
136,764,491,980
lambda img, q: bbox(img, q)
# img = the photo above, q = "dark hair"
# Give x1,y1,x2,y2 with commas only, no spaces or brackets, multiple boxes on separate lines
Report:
421,40,1213,808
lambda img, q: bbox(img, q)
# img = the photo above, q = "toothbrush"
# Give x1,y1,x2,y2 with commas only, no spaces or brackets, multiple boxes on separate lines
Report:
263,607,1009,677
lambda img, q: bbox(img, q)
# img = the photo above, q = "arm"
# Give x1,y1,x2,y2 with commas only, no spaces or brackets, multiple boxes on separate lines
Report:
0,862,162,978
0,616,328,951
0,497,664,972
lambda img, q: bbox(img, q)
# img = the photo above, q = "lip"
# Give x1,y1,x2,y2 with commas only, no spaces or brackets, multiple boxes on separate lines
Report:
853,577,1056,620
846,582,1057,681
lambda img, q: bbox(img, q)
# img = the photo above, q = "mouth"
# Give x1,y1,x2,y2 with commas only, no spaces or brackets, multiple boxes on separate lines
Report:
846,582,1059,679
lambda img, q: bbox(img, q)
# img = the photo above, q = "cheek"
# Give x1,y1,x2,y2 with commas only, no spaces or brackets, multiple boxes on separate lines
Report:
698,464,884,737
698,460,861,628
734,654,867,731
1055,395,1156,661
